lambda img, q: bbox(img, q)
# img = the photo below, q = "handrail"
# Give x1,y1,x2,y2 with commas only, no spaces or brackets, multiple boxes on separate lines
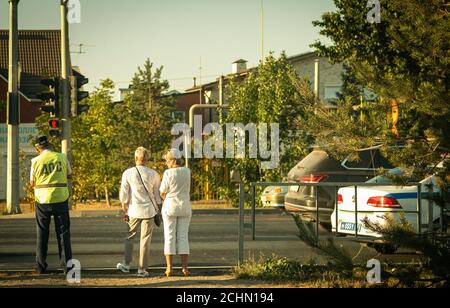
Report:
238,181,429,265
250,182,421,187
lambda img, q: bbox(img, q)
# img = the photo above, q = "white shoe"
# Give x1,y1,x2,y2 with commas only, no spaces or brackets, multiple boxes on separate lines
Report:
116,263,130,273
137,270,150,278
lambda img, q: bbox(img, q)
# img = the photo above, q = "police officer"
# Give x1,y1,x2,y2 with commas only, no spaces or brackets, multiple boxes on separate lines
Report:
30,136,73,274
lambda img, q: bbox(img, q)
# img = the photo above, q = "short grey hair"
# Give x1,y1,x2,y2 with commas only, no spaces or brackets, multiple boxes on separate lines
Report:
164,148,183,166
135,147,149,164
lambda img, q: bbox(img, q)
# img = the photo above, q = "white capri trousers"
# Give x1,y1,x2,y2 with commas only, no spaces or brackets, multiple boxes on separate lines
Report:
163,214,191,255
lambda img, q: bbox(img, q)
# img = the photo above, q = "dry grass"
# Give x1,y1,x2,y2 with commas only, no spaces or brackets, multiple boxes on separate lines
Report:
0,270,294,288
232,256,440,288
1,266,432,288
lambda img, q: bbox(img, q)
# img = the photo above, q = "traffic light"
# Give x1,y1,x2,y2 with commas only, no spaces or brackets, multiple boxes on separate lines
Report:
48,118,61,137
39,77,60,118
70,75,89,117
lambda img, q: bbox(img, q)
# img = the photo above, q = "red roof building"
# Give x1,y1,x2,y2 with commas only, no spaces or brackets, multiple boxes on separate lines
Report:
0,30,80,123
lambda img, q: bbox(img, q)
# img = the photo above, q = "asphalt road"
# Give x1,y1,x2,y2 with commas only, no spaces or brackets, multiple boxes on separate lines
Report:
0,211,420,271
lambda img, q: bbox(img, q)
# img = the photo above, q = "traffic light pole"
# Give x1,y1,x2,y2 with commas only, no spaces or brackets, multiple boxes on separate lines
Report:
60,0,73,208
6,0,21,215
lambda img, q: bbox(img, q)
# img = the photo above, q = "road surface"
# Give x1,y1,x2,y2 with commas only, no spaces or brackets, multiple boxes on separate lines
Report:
0,211,420,271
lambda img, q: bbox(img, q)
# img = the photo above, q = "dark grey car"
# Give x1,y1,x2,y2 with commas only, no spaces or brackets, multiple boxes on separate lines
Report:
284,147,393,229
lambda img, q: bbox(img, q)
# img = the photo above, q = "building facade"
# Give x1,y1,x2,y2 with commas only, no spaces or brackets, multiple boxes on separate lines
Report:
178,51,344,125
289,51,344,102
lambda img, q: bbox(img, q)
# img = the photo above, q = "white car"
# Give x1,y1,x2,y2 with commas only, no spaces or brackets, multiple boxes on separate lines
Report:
331,170,443,240
260,186,288,208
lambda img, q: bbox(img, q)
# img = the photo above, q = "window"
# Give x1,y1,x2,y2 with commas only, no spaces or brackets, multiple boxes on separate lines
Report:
324,85,342,101
342,149,393,170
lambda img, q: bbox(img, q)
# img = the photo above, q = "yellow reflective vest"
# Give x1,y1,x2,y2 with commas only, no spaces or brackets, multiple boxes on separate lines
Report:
32,150,69,204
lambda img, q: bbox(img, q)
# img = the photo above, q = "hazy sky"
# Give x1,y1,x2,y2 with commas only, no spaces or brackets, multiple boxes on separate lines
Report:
0,0,336,99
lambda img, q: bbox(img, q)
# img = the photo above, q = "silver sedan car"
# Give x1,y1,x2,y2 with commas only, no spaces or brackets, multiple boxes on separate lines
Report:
261,186,289,208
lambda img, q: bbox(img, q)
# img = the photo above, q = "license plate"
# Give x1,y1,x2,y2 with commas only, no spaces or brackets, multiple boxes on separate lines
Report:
340,222,361,232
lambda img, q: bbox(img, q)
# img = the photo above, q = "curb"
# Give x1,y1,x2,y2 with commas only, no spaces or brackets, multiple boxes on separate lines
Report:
193,208,282,215
0,265,234,273
0,208,284,219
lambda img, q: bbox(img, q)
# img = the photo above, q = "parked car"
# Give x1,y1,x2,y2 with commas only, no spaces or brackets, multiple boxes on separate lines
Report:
284,146,393,229
331,170,445,254
261,186,288,208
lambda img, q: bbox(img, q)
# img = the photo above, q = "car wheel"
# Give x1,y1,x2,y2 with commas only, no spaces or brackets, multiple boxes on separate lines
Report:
373,243,398,254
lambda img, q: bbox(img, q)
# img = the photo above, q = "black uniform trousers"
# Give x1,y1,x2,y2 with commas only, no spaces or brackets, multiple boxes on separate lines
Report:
35,199,72,272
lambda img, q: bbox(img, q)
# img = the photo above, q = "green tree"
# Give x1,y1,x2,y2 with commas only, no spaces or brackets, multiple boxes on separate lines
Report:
118,59,176,166
310,0,449,180
338,63,365,101
71,79,122,205
226,53,313,185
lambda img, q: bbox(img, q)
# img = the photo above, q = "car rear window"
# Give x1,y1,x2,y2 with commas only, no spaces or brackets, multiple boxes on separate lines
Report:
343,149,393,169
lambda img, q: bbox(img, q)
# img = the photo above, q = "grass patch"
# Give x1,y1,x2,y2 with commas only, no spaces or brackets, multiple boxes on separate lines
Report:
233,255,363,287
233,255,445,288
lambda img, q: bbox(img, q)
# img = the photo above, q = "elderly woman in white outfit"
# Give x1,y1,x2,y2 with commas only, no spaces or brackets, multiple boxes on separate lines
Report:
159,149,191,277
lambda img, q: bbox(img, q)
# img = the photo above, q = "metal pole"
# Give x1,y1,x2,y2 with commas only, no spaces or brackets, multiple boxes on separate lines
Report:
354,186,358,237
251,183,256,241
6,0,21,215
334,186,338,236
218,75,224,125
219,76,224,106
313,58,320,114
260,0,264,63
315,185,320,237
186,104,229,168
314,58,320,98
184,134,190,168
417,185,422,234
60,0,72,208
238,182,245,265
427,184,434,235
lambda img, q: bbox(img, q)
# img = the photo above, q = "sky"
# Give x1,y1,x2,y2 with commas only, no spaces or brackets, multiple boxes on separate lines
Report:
0,0,336,99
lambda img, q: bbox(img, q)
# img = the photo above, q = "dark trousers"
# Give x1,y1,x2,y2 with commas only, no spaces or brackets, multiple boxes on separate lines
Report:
35,199,72,272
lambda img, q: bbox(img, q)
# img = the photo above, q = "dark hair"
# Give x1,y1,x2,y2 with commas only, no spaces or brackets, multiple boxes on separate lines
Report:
34,136,49,149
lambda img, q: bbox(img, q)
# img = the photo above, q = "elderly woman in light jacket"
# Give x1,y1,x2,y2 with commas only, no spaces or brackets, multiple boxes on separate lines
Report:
159,149,191,277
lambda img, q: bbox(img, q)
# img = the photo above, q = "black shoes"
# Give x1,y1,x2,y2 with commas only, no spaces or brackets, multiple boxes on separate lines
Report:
36,264,48,275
